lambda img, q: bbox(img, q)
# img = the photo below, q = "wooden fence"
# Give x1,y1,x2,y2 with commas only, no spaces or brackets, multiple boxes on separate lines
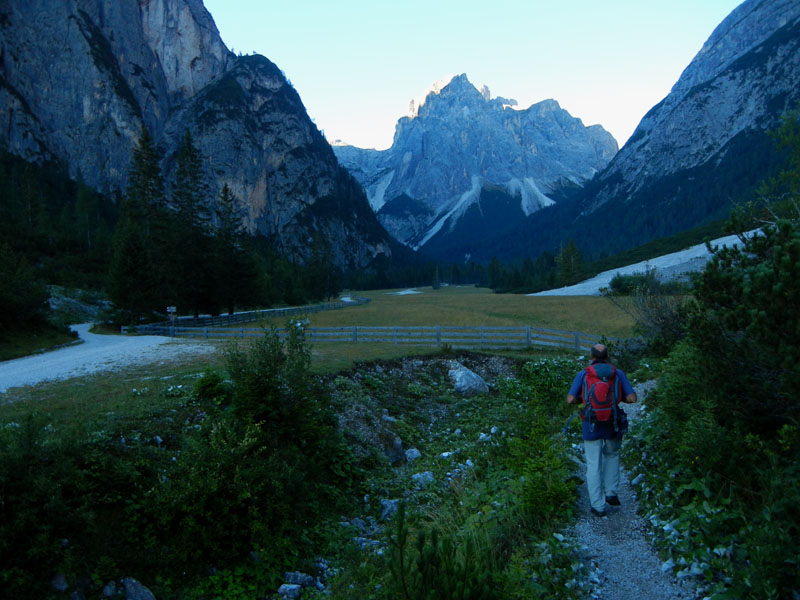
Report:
123,296,371,331
132,323,615,353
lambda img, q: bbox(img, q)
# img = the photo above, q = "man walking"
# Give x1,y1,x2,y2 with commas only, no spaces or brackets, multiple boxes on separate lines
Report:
567,343,637,517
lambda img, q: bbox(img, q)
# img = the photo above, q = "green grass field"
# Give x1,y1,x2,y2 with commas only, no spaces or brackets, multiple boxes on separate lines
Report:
1,286,636,408
265,286,635,335
262,286,637,371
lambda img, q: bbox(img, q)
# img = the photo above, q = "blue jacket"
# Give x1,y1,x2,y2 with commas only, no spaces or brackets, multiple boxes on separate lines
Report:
568,361,634,440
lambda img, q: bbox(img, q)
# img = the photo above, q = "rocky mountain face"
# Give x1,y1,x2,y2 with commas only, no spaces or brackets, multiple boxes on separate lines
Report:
0,0,392,269
333,75,617,256
565,0,800,249
429,0,800,265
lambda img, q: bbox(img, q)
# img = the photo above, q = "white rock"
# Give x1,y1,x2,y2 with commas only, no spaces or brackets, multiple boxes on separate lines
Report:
405,447,422,462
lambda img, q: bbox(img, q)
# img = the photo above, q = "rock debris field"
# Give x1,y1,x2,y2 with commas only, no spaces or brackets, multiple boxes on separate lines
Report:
0,323,216,395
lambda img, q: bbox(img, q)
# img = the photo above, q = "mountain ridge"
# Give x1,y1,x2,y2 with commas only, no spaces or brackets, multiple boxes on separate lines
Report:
0,0,394,270
438,0,800,265
334,74,618,253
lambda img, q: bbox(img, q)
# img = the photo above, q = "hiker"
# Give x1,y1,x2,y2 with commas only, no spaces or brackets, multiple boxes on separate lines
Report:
566,343,637,517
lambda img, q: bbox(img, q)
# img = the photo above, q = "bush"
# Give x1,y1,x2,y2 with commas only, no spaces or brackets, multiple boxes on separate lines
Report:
626,217,800,598
605,268,689,355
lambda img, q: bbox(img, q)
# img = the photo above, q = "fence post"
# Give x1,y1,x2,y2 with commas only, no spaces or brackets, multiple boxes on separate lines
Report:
526,326,531,347
204,327,209,340
394,327,398,345
574,333,580,352
352,325,358,343
436,325,441,346
481,328,485,349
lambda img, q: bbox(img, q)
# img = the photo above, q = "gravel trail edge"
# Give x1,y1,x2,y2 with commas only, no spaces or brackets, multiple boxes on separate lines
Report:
568,380,698,600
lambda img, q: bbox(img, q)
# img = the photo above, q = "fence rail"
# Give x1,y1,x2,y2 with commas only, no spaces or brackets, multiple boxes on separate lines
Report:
132,323,616,352
122,297,371,331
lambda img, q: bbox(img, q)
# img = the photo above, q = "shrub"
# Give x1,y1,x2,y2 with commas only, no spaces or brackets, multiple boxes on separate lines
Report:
605,268,690,355
626,218,800,598
389,503,493,600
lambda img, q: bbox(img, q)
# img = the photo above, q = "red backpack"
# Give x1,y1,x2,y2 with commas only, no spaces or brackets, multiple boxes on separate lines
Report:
581,363,622,430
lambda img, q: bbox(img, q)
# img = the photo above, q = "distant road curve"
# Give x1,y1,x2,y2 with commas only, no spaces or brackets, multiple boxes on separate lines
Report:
0,324,216,394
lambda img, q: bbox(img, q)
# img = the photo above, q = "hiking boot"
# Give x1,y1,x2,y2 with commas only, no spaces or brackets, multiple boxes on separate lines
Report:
606,495,621,506
590,508,606,518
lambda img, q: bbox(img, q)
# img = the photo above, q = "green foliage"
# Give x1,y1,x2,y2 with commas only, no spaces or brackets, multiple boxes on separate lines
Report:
0,152,117,290
603,268,690,356
509,360,579,527
389,503,492,600
0,243,49,329
0,325,363,598
686,219,800,434
555,239,583,287
626,115,800,599
192,370,232,406
607,269,686,296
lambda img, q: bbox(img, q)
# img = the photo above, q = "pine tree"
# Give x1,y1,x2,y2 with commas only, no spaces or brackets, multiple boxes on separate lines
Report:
555,240,583,286
432,264,441,290
0,244,49,329
171,130,215,317
488,256,502,290
213,183,260,314
109,128,167,322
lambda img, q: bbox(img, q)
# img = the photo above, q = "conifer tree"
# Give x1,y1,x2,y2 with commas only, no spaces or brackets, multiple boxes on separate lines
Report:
304,235,340,301
110,128,169,322
555,240,583,286
488,256,502,290
171,130,215,317
213,183,260,314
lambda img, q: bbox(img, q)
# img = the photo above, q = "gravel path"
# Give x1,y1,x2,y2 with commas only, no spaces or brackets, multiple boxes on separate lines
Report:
569,381,697,600
0,323,217,394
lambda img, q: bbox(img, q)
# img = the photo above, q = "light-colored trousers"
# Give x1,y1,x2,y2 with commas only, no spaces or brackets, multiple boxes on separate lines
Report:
583,437,621,511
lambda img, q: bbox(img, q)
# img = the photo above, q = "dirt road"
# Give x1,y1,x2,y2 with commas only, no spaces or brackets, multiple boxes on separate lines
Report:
0,324,215,394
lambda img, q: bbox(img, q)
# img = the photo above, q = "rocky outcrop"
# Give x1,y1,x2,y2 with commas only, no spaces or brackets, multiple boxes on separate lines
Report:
334,74,617,255
580,0,800,223
0,0,392,268
434,0,800,265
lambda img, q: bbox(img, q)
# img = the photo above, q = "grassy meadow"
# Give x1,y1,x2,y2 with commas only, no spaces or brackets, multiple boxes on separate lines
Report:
303,286,635,334
260,286,637,371
1,286,635,419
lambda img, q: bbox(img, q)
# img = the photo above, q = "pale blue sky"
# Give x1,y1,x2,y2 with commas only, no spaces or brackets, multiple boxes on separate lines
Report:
203,0,743,150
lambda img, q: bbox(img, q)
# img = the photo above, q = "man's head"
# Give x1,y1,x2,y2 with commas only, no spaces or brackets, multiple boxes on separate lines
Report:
590,344,609,361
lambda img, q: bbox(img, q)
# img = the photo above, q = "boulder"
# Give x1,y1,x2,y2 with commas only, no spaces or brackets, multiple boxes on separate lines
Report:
277,583,302,599
122,578,156,600
448,362,489,397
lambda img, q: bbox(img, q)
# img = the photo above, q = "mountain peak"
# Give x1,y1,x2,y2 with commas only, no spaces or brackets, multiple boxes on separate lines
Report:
335,76,618,256
409,74,486,117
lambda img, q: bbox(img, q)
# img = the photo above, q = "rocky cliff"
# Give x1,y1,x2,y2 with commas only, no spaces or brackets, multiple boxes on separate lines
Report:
577,0,800,230
0,0,392,269
334,74,617,254
436,0,800,264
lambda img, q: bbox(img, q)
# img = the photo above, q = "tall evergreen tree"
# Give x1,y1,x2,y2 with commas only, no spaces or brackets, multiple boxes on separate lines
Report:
0,244,49,329
555,240,583,286
488,256,502,290
109,128,167,322
304,235,341,301
213,183,260,314
171,130,215,317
